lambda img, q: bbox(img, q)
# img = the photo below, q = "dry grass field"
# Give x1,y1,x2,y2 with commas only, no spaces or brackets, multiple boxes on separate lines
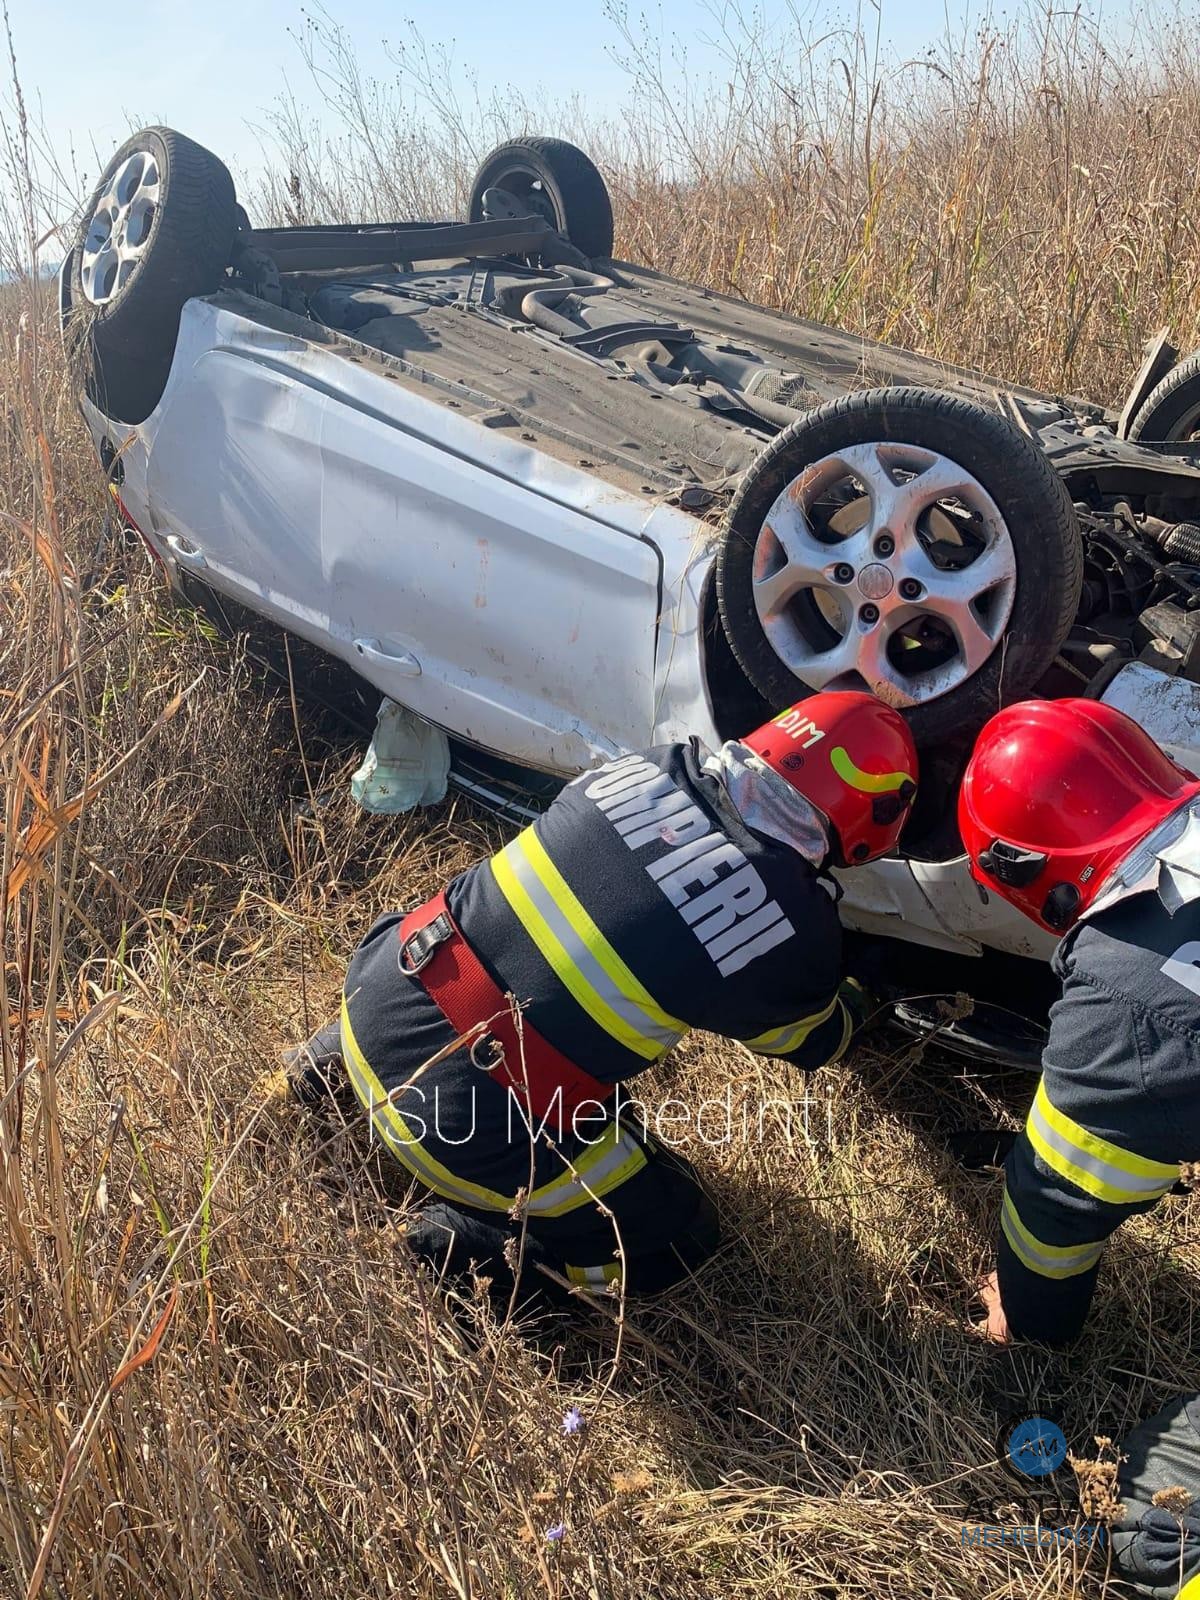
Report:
4,6,1200,1596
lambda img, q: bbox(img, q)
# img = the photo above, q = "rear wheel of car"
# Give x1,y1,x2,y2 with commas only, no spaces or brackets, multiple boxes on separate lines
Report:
1128,349,1200,445
714,387,1083,746
68,126,237,425
468,137,614,260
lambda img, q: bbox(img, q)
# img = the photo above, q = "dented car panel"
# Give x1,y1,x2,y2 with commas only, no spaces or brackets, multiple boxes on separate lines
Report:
134,297,692,770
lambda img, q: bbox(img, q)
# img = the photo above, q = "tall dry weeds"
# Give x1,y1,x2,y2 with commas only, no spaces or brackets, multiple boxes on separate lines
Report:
255,1,1200,402
5,4,1200,1597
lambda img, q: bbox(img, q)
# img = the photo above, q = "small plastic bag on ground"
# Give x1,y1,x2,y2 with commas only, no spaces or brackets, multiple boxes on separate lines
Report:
350,698,450,814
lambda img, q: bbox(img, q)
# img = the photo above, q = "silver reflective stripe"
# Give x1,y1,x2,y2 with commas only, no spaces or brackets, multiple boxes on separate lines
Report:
744,997,837,1056
502,839,685,1052
342,1050,511,1212
1001,1192,1104,1280
1028,1090,1177,1202
568,1262,620,1288
527,1123,647,1217
341,998,634,1218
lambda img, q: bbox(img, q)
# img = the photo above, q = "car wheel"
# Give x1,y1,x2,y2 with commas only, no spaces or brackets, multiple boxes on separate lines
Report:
68,126,237,425
468,137,614,260
1128,349,1200,445
714,387,1083,746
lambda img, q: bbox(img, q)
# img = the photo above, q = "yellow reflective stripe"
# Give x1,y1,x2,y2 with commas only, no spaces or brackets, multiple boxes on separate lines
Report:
830,746,908,794
491,843,653,1059
340,998,643,1218
491,827,685,1060
566,1261,622,1289
827,1002,854,1066
528,1120,647,1218
1178,1574,1200,1600
1001,1190,1105,1280
744,996,837,1056
519,829,685,1042
1027,1081,1179,1206
341,997,515,1212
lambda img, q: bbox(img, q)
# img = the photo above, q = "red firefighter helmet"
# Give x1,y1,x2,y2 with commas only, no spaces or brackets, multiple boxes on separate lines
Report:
742,692,919,865
959,698,1200,933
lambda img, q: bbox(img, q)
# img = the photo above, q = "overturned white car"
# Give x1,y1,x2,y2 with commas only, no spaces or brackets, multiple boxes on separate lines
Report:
62,127,1200,990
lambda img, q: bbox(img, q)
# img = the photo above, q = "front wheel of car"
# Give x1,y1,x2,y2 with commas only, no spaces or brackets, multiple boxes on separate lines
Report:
67,126,238,425
468,137,614,260
714,387,1083,746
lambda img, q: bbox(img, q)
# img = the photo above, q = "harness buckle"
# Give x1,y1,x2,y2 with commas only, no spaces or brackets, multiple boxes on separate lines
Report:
469,1030,505,1073
399,912,454,975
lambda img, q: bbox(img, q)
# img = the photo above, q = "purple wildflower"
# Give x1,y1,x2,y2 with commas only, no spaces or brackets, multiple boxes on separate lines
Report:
562,1405,585,1436
545,1522,566,1543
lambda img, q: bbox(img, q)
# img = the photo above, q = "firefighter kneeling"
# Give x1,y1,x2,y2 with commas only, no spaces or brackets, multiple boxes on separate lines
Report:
286,692,918,1304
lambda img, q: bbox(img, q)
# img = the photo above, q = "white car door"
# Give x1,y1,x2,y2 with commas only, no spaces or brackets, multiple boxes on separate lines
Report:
144,301,661,773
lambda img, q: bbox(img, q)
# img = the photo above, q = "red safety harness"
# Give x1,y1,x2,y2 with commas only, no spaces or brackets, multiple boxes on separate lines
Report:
398,891,613,1133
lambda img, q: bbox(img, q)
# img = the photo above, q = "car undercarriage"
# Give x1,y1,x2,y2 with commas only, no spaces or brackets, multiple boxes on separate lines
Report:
230,218,1200,726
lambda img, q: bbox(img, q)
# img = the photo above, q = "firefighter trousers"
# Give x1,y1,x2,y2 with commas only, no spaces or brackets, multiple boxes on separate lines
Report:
288,1012,720,1302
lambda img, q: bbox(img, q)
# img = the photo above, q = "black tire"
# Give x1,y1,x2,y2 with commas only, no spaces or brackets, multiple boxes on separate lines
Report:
714,387,1083,746
468,137,614,260
69,127,237,425
1128,349,1200,445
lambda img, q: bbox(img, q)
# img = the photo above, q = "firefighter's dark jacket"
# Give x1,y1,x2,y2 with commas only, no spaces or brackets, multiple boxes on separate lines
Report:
441,741,856,1078
998,888,1200,1345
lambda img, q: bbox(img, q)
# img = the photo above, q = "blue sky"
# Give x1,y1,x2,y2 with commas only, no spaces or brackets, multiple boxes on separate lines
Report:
9,0,1126,207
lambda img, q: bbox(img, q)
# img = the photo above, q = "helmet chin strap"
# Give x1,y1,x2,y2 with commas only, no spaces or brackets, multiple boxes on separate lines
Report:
702,739,831,868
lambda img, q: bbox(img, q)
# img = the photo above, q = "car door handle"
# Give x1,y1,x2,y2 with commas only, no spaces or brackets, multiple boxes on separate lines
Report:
164,534,207,570
354,637,422,677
